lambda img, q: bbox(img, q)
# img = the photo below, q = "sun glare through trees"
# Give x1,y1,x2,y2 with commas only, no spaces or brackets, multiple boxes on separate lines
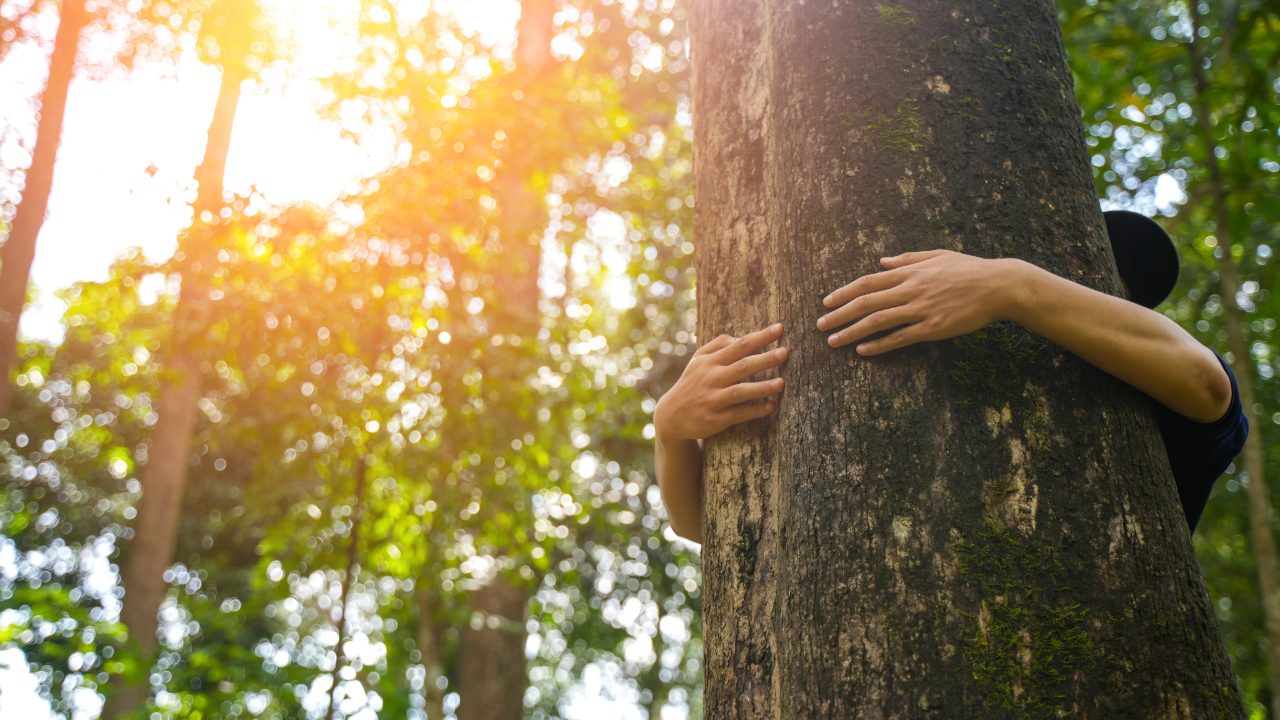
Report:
0,0,1278,718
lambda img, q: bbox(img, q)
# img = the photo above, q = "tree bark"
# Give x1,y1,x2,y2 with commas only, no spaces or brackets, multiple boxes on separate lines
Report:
417,587,448,720
458,581,530,720
102,64,244,720
102,358,201,718
1186,7,1280,717
0,0,88,421
693,1,1243,717
190,63,245,214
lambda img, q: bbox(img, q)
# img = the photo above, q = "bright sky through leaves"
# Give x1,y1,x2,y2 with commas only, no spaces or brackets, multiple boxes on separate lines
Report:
4,0,524,342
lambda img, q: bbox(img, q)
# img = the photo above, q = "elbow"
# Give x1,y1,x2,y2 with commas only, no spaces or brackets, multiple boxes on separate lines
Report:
670,518,703,545
1196,358,1234,423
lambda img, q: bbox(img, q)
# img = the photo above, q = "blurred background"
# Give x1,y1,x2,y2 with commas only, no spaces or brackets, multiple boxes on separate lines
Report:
0,0,1275,718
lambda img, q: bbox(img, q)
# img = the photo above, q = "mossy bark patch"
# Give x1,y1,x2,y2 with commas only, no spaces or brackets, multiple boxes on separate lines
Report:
955,520,1099,717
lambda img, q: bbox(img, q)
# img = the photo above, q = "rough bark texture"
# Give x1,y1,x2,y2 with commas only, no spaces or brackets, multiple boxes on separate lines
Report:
693,1,1243,717
0,0,87,421
103,65,244,720
458,581,530,720
1186,8,1280,716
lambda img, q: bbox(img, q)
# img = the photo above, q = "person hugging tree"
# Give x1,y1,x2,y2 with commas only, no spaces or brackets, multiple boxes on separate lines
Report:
655,211,1248,544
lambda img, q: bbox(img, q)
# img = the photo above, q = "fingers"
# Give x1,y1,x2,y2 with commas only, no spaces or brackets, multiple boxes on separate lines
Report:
817,285,912,332
712,323,784,363
855,322,930,355
828,306,918,348
725,346,788,382
879,249,948,269
719,377,785,405
697,334,736,356
823,269,904,309
721,399,777,427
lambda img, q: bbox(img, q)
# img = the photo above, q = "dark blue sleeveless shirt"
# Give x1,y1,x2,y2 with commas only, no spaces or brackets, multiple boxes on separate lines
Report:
1152,354,1249,531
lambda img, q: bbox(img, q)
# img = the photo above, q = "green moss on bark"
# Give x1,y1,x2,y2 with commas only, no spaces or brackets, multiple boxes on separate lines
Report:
842,100,924,153
948,322,1041,406
875,5,915,27
955,520,1099,718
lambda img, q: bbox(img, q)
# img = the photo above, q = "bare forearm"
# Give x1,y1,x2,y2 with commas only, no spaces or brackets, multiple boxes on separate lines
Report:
1003,260,1231,422
651,325,787,545
656,435,704,544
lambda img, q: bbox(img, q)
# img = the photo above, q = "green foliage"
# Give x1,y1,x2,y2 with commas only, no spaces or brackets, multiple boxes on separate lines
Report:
6,0,703,718
1061,0,1280,714
6,0,1280,718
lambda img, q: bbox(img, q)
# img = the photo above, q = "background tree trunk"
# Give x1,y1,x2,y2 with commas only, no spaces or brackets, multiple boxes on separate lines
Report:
1186,7,1280,716
0,0,88,421
326,456,367,720
458,581,530,720
454,1,554,717
693,0,1244,717
417,588,448,720
103,64,245,720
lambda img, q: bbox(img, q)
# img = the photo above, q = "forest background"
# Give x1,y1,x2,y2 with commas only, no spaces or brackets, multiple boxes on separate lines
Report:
0,0,1277,718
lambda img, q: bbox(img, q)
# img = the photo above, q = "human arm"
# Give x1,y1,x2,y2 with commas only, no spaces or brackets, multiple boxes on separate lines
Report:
817,250,1231,423
654,324,788,543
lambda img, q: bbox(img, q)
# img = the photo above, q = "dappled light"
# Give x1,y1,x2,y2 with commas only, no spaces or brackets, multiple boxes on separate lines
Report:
0,0,1277,718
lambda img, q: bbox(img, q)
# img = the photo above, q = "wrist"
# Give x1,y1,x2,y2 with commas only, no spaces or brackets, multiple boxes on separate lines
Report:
653,399,688,447
655,423,696,448
992,258,1035,324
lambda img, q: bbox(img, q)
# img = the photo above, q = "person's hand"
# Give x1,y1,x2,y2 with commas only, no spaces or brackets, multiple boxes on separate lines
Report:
654,323,788,443
817,250,1023,355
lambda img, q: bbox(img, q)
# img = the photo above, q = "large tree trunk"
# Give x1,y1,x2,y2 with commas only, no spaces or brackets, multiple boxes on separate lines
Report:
0,0,88,421
1186,7,1280,717
693,1,1243,717
102,64,245,720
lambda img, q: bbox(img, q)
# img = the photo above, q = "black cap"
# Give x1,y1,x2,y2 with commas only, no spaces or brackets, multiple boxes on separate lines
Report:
1104,210,1179,309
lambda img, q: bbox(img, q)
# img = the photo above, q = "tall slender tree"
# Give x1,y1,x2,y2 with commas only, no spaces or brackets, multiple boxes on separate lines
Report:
103,3,274,716
0,0,88,421
1186,7,1280,717
693,0,1243,716
456,3,556,718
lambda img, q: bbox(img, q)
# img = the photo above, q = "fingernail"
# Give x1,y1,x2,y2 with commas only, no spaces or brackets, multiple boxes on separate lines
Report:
772,378,784,389
775,347,787,359
772,322,783,332
857,344,869,354
823,295,832,305
828,335,839,346
816,317,826,330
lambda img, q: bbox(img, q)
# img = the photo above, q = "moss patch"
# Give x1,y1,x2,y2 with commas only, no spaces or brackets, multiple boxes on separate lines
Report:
875,4,915,27
955,520,1098,718
843,100,924,152
947,322,1040,406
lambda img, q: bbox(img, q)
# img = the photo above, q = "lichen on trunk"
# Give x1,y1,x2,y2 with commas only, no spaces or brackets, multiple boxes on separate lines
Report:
693,0,1243,717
